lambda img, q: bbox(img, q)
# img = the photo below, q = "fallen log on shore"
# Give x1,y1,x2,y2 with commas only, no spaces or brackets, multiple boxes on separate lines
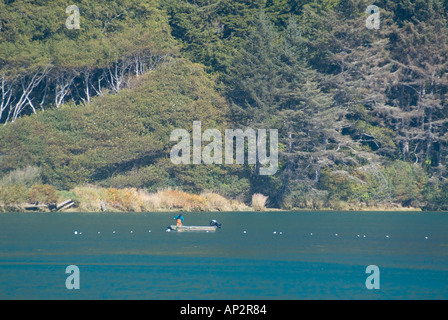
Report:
56,199,75,211
24,203,48,211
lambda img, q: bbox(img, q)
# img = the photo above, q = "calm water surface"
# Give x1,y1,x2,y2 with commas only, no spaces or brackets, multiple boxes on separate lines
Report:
0,211,447,299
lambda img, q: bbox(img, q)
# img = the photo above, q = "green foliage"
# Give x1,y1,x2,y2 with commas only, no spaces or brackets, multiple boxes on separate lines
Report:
1,0,448,211
0,184,28,205
0,0,176,68
0,0,179,123
0,59,232,191
99,165,171,190
0,165,42,187
27,184,59,204
385,161,428,206
423,178,448,211
319,168,369,203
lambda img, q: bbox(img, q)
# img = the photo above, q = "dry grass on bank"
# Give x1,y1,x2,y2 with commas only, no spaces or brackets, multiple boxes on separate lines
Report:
70,186,250,212
251,193,268,211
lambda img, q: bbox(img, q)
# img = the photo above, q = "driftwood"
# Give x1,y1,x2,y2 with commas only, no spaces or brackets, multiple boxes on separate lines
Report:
56,199,75,211
21,199,75,212
24,203,48,211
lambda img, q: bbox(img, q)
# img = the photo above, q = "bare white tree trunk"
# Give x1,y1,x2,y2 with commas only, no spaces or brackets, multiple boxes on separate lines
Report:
82,69,91,104
0,74,16,123
104,59,131,94
147,53,170,71
93,75,104,97
55,70,76,108
134,54,144,77
25,94,37,114
8,64,51,123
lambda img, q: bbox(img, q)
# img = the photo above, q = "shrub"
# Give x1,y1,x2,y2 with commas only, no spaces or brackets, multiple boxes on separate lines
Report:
68,186,249,212
135,189,162,211
385,161,428,206
98,165,170,190
71,186,141,212
318,168,369,203
71,186,102,212
252,193,268,211
101,188,140,212
0,184,28,205
423,178,448,211
27,184,58,204
0,166,41,187
56,190,78,204
201,192,232,211
156,189,207,211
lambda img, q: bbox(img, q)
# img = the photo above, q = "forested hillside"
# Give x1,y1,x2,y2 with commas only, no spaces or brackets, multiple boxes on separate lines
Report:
1,0,447,211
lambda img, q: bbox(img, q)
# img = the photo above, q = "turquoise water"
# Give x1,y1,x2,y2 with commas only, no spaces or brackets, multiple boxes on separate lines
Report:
0,211,447,299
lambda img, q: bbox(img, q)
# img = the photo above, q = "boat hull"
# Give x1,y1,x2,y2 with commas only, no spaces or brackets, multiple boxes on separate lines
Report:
170,225,217,232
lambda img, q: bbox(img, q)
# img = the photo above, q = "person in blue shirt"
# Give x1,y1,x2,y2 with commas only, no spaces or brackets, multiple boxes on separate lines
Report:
174,214,184,226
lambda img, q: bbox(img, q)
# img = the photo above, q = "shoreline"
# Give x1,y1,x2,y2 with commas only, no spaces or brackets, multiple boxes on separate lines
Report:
1,204,435,214
2,186,444,213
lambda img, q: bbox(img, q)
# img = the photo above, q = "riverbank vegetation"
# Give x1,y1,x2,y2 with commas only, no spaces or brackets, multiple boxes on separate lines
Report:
1,0,448,212
0,183,251,212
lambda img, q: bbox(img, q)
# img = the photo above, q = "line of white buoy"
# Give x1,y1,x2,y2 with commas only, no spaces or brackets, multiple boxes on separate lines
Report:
73,229,153,234
238,231,430,240
72,230,430,240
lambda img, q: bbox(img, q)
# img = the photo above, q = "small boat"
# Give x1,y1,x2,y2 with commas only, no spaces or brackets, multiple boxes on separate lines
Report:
168,219,222,232
169,225,217,232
